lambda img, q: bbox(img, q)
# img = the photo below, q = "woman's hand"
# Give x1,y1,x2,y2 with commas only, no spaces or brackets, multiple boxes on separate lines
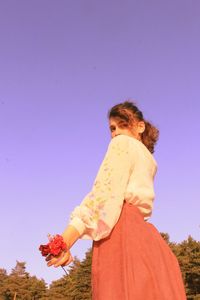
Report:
44,225,81,268
46,250,73,268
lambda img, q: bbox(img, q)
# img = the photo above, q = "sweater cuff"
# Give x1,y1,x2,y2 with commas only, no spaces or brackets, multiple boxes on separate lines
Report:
69,217,86,236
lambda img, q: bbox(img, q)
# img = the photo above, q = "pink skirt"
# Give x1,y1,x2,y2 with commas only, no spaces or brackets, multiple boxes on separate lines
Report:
92,202,186,300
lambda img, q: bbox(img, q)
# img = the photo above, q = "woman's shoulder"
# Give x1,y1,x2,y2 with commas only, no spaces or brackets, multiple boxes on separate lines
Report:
106,135,157,171
111,135,157,167
107,135,141,156
109,134,143,149
108,135,135,150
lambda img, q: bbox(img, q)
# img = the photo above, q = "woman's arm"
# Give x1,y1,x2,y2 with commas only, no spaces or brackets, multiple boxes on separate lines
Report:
47,135,135,267
69,135,135,241
62,224,81,248
46,225,81,268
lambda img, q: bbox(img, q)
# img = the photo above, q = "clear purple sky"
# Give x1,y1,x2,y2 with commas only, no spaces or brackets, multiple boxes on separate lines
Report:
0,0,199,285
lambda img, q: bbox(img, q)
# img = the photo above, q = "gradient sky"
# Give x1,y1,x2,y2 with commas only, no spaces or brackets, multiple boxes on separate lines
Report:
0,0,199,285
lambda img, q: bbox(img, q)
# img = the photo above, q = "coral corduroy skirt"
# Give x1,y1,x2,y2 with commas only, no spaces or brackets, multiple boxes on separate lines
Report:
92,202,186,300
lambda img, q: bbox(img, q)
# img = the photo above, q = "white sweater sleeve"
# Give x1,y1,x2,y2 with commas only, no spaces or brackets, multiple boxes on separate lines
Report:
69,135,135,241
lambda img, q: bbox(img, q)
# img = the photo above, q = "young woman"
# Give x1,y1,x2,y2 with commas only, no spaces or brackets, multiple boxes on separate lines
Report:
46,101,186,299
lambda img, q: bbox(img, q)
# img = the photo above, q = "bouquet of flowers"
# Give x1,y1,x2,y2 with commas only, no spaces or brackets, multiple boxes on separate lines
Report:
39,234,67,257
39,234,68,274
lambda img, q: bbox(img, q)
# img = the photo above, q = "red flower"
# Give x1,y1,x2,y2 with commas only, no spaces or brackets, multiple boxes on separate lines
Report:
48,234,67,256
39,234,67,257
39,244,50,257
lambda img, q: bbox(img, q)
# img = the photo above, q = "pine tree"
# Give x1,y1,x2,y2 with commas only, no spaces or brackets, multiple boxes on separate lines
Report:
47,256,81,300
0,262,47,300
63,257,82,300
47,276,68,299
160,232,170,244
28,276,47,299
0,269,7,299
68,249,92,300
174,236,200,297
11,261,28,278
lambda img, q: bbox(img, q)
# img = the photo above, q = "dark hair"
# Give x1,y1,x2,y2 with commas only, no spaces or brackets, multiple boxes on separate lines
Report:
108,101,159,153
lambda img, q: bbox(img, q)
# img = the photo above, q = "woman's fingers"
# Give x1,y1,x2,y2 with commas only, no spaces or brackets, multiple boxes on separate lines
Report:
47,252,64,266
61,255,73,267
47,251,73,267
47,256,58,267
45,254,53,262
54,253,73,268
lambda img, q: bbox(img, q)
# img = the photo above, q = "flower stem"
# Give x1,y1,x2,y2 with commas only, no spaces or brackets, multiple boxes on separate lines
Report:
61,266,68,275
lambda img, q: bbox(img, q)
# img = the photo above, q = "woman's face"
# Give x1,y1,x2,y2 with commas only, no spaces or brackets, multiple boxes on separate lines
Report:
109,118,144,140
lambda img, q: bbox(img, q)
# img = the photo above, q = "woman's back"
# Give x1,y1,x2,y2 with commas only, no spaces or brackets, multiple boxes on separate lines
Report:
124,135,157,219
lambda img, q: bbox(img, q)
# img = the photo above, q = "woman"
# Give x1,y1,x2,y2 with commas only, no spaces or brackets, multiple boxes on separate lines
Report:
46,101,186,299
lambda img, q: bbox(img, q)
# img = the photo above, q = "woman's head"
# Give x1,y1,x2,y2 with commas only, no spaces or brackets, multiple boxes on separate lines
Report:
108,101,159,153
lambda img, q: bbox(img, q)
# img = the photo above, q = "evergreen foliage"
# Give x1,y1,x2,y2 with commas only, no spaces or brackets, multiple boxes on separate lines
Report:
11,262,28,278
47,252,92,300
0,236,200,299
0,262,46,300
47,258,80,300
172,236,200,297
66,250,92,300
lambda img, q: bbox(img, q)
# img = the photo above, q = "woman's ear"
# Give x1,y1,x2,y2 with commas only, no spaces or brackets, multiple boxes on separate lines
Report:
137,121,145,134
